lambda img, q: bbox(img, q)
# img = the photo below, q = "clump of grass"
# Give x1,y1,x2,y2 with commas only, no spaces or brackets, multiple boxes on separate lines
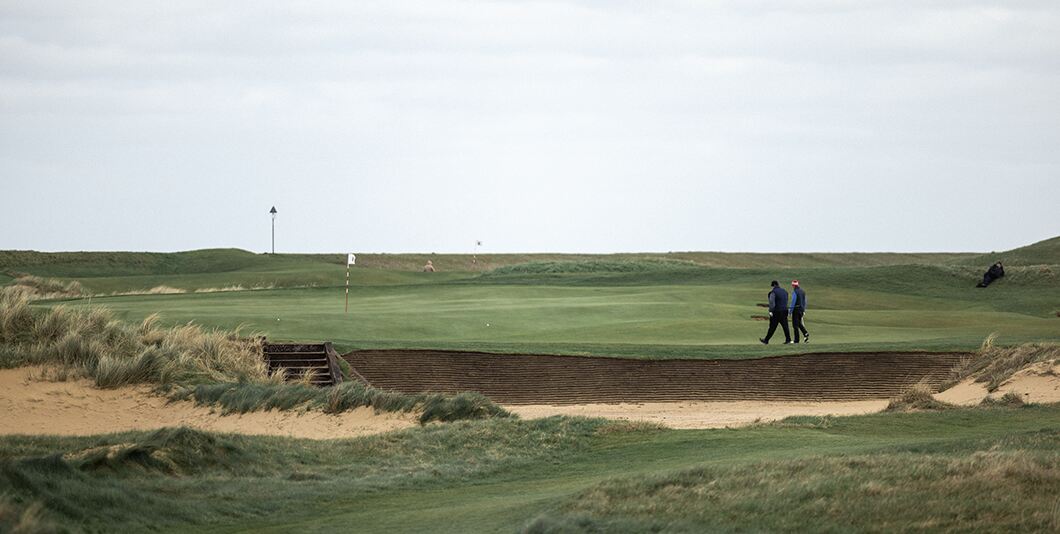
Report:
945,336,1060,391
148,285,185,295
1,275,84,301
979,392,1026,408
418,392,512,424
885,385,953,412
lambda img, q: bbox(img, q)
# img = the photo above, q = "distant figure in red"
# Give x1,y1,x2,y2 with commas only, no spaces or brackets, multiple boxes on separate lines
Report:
423,260,436,272
789,280,809,343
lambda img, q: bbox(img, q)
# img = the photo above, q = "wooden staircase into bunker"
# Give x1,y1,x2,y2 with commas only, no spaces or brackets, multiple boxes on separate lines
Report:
262,341,345,387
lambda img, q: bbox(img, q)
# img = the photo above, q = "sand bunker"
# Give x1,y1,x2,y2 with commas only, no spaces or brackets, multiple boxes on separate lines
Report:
0,367,416,439
935,360,1060,406
508,400,889,429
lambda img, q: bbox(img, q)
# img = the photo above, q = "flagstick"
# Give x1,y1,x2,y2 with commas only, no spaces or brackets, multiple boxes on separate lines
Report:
345,264,350,314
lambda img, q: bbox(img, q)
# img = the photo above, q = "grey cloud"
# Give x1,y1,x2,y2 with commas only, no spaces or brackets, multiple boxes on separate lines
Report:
1,1,1058,253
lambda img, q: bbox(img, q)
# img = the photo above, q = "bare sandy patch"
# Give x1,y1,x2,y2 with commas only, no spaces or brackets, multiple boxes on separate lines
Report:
934,379,991,405
506,400,889,429
0,367,416,439
935,361,1060,406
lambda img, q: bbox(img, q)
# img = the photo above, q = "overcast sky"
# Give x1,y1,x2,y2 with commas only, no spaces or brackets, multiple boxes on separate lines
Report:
2,1,1058,254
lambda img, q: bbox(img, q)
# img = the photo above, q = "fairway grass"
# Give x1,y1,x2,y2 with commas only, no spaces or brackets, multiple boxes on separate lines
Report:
0,406,1056,532
53,278,1059,359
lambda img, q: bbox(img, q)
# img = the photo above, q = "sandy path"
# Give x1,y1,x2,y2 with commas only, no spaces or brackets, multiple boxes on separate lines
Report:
0,367,416,439
506,400,889,429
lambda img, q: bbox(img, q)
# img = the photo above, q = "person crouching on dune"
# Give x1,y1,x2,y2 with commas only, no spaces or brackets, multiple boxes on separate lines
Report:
423,260,436,272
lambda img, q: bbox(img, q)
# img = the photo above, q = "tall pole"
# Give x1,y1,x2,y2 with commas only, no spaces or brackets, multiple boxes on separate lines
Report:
269,206,277,254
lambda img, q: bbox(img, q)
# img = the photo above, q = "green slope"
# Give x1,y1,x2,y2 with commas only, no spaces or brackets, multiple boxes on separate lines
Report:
964,235,1060,266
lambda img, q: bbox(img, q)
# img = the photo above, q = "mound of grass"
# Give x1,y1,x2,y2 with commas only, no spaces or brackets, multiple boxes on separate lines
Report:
176,382,511,424
946,336,1060,391
0,428,252,530
885,386,954,412
979,392,1027,408
64,427,243,475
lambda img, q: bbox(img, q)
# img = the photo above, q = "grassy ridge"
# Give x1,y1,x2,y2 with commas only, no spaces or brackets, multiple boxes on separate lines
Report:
0,406,1056,532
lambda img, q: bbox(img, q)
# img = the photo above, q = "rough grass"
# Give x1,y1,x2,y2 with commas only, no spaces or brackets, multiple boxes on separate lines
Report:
946,335,1060,391
1,275,84,301
176,382,511,424
0,291,270,388
523,429,1060,533
885,385,954,412
0,495,56,534
0,417,608,531
980,392,1026,407
1,407,1057,532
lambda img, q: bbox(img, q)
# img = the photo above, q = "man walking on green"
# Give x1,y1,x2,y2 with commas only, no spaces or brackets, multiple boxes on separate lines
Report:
760,280,791,345
790,280,809,343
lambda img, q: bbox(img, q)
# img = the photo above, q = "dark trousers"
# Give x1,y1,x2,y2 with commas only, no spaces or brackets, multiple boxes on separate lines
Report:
764,310,790,343
792,309,808,342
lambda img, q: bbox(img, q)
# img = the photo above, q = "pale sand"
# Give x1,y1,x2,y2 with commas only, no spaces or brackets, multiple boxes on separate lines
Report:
935,361,1060,406
0,367,416,439
507,400,890,429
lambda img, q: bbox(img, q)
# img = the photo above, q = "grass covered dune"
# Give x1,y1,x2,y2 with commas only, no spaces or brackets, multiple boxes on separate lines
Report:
0,406,1057,532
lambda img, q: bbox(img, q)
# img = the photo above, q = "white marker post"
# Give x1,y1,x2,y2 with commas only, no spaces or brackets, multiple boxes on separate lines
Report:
345,253,356,313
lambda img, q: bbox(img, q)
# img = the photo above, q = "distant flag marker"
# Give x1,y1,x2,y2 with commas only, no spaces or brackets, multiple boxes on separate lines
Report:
345,253,355,313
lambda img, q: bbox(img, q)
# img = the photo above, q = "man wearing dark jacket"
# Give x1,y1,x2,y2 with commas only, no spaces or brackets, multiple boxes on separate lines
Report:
789,280,809,343
759,280,791,345
976,261,1004,288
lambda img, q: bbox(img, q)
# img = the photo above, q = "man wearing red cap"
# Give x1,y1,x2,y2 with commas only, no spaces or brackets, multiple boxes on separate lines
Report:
789,280,809,343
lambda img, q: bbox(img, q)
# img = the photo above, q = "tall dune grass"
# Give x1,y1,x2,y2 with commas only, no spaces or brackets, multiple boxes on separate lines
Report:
2,274,84,301
0,290,270,388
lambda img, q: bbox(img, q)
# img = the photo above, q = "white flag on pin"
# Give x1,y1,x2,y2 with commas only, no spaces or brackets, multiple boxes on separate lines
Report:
347,253,356,266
